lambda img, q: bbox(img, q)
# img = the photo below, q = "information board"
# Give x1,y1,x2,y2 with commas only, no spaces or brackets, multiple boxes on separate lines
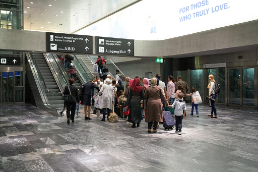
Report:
0,57,20,66
46,32,93,54
95,36,134,56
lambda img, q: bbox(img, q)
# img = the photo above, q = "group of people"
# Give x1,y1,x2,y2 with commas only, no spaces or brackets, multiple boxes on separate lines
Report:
62,57,218,134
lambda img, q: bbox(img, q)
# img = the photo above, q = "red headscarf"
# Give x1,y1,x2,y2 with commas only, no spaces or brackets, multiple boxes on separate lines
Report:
129,79,134,87
131,78,143,93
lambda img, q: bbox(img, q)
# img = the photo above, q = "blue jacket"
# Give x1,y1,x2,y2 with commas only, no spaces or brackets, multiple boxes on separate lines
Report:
81,82,100,96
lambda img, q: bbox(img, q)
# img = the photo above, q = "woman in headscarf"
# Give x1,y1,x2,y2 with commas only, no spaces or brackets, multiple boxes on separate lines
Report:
99,78,114,121
144,78,168,133
126,77,144,128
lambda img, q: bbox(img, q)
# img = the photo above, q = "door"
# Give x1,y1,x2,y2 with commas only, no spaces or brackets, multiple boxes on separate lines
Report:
229,68,241,105
2,72,14,103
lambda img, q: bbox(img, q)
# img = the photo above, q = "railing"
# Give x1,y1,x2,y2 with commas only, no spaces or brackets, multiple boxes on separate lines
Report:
26,53,50,107
71,55,92,83
44,53,67,93
52,54,70,82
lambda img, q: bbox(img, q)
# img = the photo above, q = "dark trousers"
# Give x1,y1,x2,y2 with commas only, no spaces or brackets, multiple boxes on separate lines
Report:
103,108,110,120
148,121,158,130
191,103,199,115
175,116,183,132
66,101,76,121
98,65,103,76
211,94,217,116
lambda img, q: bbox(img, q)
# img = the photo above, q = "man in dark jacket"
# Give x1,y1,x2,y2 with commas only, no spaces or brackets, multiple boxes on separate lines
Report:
63,78,79,124
81,81,100,120
95,56,107,77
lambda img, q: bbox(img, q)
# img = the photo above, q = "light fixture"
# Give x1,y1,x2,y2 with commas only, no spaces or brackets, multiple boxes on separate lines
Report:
47,22,51,23
27,7,30,8
41,27,44,28
61,11,63,13
49,4,52,6
24,11,27,13
56,15,58,17
30,2,33,4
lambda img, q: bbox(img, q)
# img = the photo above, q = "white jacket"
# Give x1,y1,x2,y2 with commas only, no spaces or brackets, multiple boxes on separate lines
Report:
99,84,114,109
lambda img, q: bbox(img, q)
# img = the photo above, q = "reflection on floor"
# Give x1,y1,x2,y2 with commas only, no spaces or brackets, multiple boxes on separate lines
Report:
0,104,258,172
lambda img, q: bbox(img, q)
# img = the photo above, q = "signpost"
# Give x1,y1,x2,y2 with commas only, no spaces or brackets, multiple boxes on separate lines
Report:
0,57,20,66
46,32,93,54
95,36,134,56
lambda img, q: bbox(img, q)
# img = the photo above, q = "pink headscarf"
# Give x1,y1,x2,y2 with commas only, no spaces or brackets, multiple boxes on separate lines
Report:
143,78,149,88
129,79,134,87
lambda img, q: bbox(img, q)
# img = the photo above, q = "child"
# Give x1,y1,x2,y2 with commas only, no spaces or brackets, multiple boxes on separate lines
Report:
75,101,81,118
186,87,199,117
170,92,186,135
118,90,127,118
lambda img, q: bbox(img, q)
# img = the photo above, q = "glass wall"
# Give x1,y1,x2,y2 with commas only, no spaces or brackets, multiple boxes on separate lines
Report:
208,69,217,81
191,70,203,94
0,0,23,30
174,70,188,82
229,69,241,105
218,68,225,103
243,68,254,106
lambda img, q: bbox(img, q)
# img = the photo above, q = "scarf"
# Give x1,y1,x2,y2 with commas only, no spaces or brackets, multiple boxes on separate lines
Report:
129,79,134,87
143,78,149,88
131,78,143,93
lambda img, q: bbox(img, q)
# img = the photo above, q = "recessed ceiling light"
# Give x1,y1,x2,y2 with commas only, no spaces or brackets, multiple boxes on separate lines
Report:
30,2,33,4
56,15,58,17
49,4,52,6
24,11,27,13
41,13,43,15
47,22,51,23
27,7,30,8
61,11,63,13
41,27,44,28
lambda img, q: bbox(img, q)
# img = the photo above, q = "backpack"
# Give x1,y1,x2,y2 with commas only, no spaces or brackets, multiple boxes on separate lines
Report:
213,82,220,95
98,58,102,65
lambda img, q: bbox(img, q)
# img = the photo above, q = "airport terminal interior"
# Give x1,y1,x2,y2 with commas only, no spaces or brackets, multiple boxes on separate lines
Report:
1,0,258,171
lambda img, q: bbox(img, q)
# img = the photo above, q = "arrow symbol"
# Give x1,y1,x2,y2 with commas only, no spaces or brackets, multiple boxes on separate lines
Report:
128,49,131,54
85,47,89,51
13,59,17,64
127,42,131,46
85,38,89,43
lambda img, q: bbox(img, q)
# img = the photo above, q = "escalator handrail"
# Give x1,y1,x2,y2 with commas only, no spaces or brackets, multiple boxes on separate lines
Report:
70,55,88,83
106,59,125,76
52,54,70,82
73,55,94,79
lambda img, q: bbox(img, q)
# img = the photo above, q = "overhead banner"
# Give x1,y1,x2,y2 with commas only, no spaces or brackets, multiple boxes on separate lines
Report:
95,36,134,56
0,57,20,66
46,32,93,54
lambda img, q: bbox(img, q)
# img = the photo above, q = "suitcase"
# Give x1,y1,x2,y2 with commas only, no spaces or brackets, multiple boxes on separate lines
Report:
163,111,175,130
165,106,174,115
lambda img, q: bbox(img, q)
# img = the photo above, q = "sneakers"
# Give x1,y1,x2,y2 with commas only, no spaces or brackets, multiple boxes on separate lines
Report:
178,131,182,135
67,118,70,124
212,115,217,118
197,115,199,117
76,115,79,118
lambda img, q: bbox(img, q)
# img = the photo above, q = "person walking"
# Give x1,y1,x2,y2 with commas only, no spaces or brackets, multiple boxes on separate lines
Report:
144,78,168,133
63,78,79,124
99,78,114,121
126,78,144,128
67,66,77,80
81,81,100,120
186,87,199,117
64,55,72,70
115,70,120,80
167,75,175,105
95,56,106,77
176,75,189,98
208,74,217,118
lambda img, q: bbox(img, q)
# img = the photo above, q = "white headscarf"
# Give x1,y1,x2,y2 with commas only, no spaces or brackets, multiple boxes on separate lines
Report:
105,78,112,85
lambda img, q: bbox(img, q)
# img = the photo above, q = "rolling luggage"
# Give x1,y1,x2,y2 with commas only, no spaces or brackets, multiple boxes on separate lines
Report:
165,106,174,115
163,111,175,130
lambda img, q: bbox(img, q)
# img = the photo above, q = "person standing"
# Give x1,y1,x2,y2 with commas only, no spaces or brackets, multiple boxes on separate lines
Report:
186,87,199,117
63,78,79,124
208,74,217,118
67,66,77,80
126,78,144,128
176,76,189,96
144,78,168,133
115,79,124,98
95,56,107,77
115,70,120,80
99,78,114,121
124,77,131,97
65,55,72,70
167,75,175,105
81,81,100,120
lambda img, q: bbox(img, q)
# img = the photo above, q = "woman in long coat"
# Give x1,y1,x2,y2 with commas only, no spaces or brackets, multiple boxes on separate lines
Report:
127,78,144,128
144,78,168,133
99,78,114,121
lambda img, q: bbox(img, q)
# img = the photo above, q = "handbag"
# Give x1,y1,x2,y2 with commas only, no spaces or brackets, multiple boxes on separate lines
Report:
206,96,212,107
192,91,202,104
123,106,130,116
67,85,76,103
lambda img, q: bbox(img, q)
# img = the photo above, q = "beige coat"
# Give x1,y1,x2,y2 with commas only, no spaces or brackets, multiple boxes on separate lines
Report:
144,86,168,122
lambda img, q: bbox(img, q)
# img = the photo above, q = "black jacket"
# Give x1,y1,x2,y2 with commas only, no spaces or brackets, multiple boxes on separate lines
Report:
63,84,79,103
81,82,100,96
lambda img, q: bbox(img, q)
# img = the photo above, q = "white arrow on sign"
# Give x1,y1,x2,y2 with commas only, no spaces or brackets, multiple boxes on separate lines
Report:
85,38,89,43
13,59,17,64
128,49,131,54
85,47,89,51
127,42,131,46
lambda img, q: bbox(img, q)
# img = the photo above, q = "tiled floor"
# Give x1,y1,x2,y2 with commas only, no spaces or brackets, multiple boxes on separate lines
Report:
0,104,258,172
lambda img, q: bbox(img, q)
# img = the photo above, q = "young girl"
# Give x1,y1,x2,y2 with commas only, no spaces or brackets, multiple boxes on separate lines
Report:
186,87,199,117
118,90,127,118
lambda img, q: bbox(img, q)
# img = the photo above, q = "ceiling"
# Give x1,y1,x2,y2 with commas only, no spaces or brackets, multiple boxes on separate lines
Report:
24,0,139,33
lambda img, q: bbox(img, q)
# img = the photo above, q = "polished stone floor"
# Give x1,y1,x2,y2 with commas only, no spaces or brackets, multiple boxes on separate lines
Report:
0,104,258,172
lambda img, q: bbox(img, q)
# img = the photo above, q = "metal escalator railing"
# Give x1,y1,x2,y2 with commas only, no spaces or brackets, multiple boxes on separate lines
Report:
72,55,94,82
44,53,67,92
105,59,124,79
51,54,70,82
26,52,50,107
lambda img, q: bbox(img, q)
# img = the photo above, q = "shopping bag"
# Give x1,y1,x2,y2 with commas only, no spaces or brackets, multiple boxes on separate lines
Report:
192,91,202,104
123,106,130,116
93,64,98,73
95,95,100,109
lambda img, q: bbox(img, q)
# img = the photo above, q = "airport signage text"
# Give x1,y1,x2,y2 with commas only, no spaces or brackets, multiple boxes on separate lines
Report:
46,32,93,54
0,57,20,66
95,36,134,56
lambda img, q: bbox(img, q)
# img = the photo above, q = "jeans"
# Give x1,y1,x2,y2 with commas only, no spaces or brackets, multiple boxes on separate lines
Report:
175,115,183,132
141,109,144,118
103,108,110,120
98,65,103,76
211,94,217,116
71,74,76,80
65,61,71,70
169,98,175,105
191,103,199,115
75,103,79,116
66,101,76,121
